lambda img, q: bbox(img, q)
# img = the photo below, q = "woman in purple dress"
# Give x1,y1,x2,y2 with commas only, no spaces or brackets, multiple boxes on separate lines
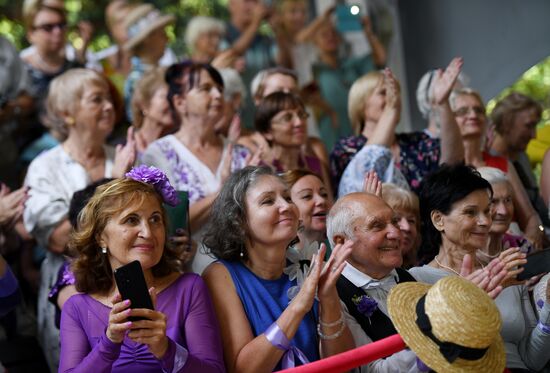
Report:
59,166,224,373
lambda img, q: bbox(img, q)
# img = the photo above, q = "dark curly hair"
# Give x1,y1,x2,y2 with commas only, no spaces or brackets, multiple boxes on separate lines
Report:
69,178,181,294
418,163,493,264
202,166,277,261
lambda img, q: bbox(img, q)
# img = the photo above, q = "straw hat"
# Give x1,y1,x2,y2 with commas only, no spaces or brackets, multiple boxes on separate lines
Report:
388,276,505,373
123,3,175,51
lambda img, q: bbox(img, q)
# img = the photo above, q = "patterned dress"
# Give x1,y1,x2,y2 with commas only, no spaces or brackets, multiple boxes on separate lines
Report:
141,135,250,273
330,132,441,195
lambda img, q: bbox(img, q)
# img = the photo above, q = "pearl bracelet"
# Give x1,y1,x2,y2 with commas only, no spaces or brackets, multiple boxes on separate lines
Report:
317,318,346,340
318,311,344,328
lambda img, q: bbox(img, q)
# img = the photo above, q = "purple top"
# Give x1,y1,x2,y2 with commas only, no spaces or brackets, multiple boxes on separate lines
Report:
59,273,225,373
0,265,20,317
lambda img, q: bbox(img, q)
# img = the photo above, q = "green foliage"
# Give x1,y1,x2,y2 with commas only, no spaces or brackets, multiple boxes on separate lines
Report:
0,0,229,54
487,56,550,126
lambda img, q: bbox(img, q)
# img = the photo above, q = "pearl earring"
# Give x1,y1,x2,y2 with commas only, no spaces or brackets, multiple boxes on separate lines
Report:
101,247,107,254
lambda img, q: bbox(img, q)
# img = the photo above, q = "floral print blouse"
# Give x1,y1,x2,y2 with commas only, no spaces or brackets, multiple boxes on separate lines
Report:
330,132,441,195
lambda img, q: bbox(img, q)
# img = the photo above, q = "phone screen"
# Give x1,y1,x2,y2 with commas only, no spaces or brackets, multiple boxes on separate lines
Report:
336,4,363,33
164,190,190,238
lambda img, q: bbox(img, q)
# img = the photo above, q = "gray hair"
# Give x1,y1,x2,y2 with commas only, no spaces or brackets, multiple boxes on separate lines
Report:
250,67,298,100
203,166,277,261
46,68,109,141
477,167,509,186
184,16,225,53
449,87,485,112
416,69,469,119
327,197,359,248
219,68,247,102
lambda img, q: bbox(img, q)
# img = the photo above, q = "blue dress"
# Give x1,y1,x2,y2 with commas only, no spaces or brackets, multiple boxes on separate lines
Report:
220,260,319,370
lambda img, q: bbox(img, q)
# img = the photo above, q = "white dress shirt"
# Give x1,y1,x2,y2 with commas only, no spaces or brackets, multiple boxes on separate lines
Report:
341,262,421,373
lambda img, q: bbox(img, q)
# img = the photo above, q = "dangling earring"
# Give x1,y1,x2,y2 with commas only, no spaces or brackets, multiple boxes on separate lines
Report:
240,248,244,259
66,117,75,126
101,247,107,254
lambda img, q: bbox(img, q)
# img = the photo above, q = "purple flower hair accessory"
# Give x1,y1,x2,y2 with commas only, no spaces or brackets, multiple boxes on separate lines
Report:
352,294,378,318
125,165,180,206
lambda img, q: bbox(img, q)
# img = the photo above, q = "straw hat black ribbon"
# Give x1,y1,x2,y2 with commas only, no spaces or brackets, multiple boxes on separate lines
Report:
415,295,489,363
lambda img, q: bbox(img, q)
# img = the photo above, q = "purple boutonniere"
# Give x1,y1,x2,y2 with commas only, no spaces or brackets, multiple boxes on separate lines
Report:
126,165,180,206
352,294,378,318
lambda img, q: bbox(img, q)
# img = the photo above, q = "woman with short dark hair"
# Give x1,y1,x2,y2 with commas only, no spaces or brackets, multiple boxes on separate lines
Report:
202,166,354,372
59,167,224,372
410,163,550,371
254,92,332,196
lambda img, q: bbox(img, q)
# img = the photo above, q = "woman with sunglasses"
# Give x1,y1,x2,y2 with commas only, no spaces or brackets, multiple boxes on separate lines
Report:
21,0,83,149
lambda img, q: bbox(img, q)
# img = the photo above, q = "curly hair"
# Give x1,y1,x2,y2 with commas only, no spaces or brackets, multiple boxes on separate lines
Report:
202,166,276,261
69,178,181,294
418,164,492,264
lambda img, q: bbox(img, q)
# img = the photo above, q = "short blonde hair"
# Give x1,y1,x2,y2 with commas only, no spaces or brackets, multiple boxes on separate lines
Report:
348,71,383,135
381,183,419,217
23,0,65,30
131,67,167,129
46,68,109,140
184,16,225,54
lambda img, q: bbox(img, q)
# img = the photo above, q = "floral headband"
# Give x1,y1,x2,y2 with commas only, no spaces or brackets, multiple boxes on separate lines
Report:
126,165,180,206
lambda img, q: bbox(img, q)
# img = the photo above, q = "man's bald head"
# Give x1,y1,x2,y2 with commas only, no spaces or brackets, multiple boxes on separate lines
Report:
327,192,392,246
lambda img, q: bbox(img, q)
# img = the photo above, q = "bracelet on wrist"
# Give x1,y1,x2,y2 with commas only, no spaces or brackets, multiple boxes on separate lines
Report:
264,322,290,351
317,319,346,340
537,321,550,335
318,311,344,328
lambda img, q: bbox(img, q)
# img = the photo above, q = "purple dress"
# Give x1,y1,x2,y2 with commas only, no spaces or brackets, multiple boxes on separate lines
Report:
59,274,225,373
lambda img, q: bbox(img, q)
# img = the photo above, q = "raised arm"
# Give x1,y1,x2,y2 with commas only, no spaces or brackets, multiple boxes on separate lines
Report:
362,16,386,68
230,3,270,56
431,57,464,165
295,6,335,44
366,68,400,146
507,162,544,249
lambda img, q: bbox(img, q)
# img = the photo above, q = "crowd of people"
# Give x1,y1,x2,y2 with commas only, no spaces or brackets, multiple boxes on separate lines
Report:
1,0,550,372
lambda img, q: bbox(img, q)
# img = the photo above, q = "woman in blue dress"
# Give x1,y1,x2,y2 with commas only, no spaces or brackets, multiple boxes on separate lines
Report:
202,166,354,372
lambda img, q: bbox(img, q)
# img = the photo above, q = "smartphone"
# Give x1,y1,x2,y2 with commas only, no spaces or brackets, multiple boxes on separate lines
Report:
517,249,550,281
336,4,363,33
164,190,190,239
114,260,154,320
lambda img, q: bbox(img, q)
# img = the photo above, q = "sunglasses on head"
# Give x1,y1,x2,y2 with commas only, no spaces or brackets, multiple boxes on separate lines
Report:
33,21,67,32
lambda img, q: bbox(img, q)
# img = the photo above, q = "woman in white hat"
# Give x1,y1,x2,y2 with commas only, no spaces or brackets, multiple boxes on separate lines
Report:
123,3,175,120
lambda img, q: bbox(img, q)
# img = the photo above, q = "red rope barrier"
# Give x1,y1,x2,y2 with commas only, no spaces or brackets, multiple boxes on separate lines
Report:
277,334,407,373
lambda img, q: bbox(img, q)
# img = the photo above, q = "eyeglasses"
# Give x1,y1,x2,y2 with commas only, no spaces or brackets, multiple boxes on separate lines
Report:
32,22,67,33
271,111,309,125
454,106,485,117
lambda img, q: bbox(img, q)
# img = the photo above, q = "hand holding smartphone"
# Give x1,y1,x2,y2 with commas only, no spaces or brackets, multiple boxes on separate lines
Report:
517,249,550,281
114,260,154,321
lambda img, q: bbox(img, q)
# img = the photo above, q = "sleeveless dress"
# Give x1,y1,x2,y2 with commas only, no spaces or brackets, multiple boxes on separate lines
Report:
220,260,319,370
